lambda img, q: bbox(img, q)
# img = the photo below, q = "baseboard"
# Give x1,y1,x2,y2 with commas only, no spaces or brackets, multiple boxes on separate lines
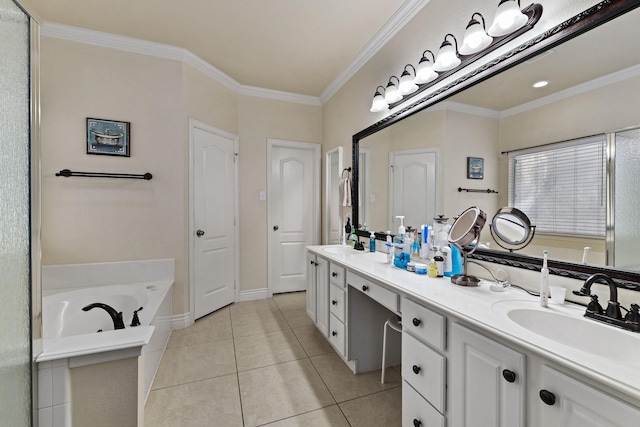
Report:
171,313,193,330
238,288,269,302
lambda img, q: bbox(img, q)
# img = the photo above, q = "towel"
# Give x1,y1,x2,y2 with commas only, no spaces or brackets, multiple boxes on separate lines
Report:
339,169,352,207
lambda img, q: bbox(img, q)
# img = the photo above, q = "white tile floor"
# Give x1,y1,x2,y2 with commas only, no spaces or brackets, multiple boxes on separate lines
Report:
145,291,402,426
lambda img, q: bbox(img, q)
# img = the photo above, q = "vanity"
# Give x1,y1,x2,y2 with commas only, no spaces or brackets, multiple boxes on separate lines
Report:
307,245,640,426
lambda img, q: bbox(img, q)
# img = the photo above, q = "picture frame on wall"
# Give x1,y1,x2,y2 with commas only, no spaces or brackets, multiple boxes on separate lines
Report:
86,117,130,157
467,157,484,179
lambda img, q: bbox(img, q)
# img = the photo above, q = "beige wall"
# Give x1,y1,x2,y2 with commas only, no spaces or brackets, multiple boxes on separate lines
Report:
237,95,322,291
40,37,321,312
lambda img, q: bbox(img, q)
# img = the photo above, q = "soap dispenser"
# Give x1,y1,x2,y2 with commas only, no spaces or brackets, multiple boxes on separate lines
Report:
369,231,376,253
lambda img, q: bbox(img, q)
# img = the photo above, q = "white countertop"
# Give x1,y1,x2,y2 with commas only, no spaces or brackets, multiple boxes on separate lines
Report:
308,245,640,402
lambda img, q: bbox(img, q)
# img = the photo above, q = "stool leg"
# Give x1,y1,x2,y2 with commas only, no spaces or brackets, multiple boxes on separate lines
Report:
381,320,389,384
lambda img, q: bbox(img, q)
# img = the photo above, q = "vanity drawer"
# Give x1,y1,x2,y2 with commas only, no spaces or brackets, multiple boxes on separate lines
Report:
403,381,445,427
402,297,446,351
347,271,399,313
329,262,346,288
402,332,446,413
328,313,346,357
329,283,345,323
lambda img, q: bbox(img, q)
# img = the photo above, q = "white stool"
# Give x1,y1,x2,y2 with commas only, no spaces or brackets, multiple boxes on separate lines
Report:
381,315,402,383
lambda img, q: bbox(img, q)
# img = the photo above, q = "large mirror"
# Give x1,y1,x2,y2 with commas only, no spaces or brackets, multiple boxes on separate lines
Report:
352,0,640,286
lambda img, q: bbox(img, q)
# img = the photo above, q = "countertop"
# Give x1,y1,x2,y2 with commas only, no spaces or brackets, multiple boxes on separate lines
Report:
308,245,640,403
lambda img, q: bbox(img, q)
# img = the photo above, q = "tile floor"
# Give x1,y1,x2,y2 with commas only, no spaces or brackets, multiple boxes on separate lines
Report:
144,291,402,426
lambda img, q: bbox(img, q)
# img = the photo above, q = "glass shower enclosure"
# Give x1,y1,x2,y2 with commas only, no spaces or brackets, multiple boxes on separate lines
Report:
0,0,35,425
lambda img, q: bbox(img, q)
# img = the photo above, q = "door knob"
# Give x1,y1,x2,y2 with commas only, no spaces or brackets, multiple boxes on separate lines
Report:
196,230,205,237
273,225,279,231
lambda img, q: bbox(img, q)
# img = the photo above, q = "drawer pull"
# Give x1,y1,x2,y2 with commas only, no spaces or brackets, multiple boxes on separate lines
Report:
332,299,338,305
362,285,369,292
539,389,556,406
413,419,422,427
412,365,421,375
332,272,338,277
502,369,517,383
412,317,422,327
332,331,337,337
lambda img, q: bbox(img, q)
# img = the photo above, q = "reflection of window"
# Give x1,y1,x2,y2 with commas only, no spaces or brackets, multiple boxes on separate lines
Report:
509,135,606,237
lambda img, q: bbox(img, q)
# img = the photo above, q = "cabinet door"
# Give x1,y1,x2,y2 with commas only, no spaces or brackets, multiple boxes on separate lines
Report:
306,252,316,322
451,323,526,427
315,256,329,337
539,365,640,426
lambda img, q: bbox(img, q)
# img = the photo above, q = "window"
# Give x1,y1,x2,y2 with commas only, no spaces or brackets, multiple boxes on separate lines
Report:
509,135,606,237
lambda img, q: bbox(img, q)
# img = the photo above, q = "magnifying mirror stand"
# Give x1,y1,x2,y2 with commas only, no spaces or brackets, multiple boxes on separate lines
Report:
451,245,481,287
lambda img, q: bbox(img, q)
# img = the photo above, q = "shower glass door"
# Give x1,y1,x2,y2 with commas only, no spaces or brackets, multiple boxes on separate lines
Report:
0,0,32,424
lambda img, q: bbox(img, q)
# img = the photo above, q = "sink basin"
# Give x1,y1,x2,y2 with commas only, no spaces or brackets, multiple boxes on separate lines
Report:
492,300,640,365
321,245,364,255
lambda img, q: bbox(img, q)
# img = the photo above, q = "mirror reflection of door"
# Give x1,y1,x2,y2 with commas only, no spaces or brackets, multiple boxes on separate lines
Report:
325,147,343,244
389,149,438,232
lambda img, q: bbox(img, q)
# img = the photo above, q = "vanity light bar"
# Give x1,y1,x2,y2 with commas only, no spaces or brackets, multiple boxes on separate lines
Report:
370,2,543,113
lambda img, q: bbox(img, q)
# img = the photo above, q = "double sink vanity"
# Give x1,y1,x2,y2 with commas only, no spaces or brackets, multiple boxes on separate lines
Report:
306,245,640,426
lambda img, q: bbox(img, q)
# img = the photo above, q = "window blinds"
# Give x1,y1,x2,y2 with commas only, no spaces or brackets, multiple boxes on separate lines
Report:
509,135,606,237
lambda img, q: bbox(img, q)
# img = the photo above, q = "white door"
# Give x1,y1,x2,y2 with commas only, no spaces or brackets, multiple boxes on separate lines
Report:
269,140,320,295
191,120,238,319
389,149,438,231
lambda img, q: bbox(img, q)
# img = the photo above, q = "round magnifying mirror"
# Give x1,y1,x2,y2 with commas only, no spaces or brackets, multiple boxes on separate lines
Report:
448,206,487,250
489,207,536,251
448,206,487,287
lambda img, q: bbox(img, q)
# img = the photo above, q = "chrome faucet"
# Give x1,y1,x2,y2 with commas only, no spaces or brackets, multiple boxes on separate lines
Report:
573,273,622,320
82,303,126,330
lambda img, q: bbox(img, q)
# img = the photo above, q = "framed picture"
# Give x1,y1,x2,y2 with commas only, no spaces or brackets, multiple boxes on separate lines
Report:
467,157,484,179
86,118,130,157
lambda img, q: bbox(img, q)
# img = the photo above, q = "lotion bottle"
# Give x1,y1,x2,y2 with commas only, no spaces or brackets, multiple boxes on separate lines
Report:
385,234,393,264
540,250,550,307
369,231,376,253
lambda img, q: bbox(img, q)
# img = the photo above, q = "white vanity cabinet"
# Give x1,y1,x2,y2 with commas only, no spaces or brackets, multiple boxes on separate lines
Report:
328,262,347,357
535,364,640,425
450,322,526,427
306,252,329,336
400,297,447,426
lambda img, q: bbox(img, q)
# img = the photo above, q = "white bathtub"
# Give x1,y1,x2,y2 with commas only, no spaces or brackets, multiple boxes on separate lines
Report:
43,282,169,339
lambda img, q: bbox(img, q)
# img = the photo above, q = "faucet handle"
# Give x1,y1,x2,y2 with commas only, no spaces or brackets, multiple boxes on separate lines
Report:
624,304,640,324
586,295,604,315
130,307,143,327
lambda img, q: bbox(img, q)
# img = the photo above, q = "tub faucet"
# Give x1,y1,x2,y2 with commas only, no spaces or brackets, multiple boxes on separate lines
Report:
82,303,126,330
573,273,622,320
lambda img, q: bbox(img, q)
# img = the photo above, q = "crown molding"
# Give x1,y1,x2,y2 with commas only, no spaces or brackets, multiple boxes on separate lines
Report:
501,64,640,118
319,0,432,104
41,21,322,106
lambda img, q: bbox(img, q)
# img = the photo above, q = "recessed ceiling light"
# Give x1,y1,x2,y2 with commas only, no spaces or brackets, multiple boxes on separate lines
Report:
533,80,549,88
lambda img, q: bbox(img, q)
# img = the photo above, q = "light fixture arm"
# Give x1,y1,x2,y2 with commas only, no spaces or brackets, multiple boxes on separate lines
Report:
388,75,400,85
443,33,459,53
469,12,486,28
421,50,436,62
403,64,416,76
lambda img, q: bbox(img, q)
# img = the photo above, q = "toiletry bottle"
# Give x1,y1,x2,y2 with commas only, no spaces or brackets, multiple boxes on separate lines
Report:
385,234,393,264
428,258,438,278
404,232,412,261
411,229,421,260
369,231,376,253
420,225,430,260
450,244,463,276
434,251,444,277
349,226,357,247
540,250,550,307
393,218,407,269
441,245,453,277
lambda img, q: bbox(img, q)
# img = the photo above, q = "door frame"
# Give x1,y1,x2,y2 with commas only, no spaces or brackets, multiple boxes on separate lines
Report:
188,118,240,323
324,146,343,244
267,138,321,297
388,147,441,231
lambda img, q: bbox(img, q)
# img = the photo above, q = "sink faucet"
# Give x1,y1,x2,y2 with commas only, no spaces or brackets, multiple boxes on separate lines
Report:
82,303,126,330
573,273,622,320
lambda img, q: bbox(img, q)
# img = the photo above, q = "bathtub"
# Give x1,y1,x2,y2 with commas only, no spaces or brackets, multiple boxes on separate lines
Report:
37,260,174,427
